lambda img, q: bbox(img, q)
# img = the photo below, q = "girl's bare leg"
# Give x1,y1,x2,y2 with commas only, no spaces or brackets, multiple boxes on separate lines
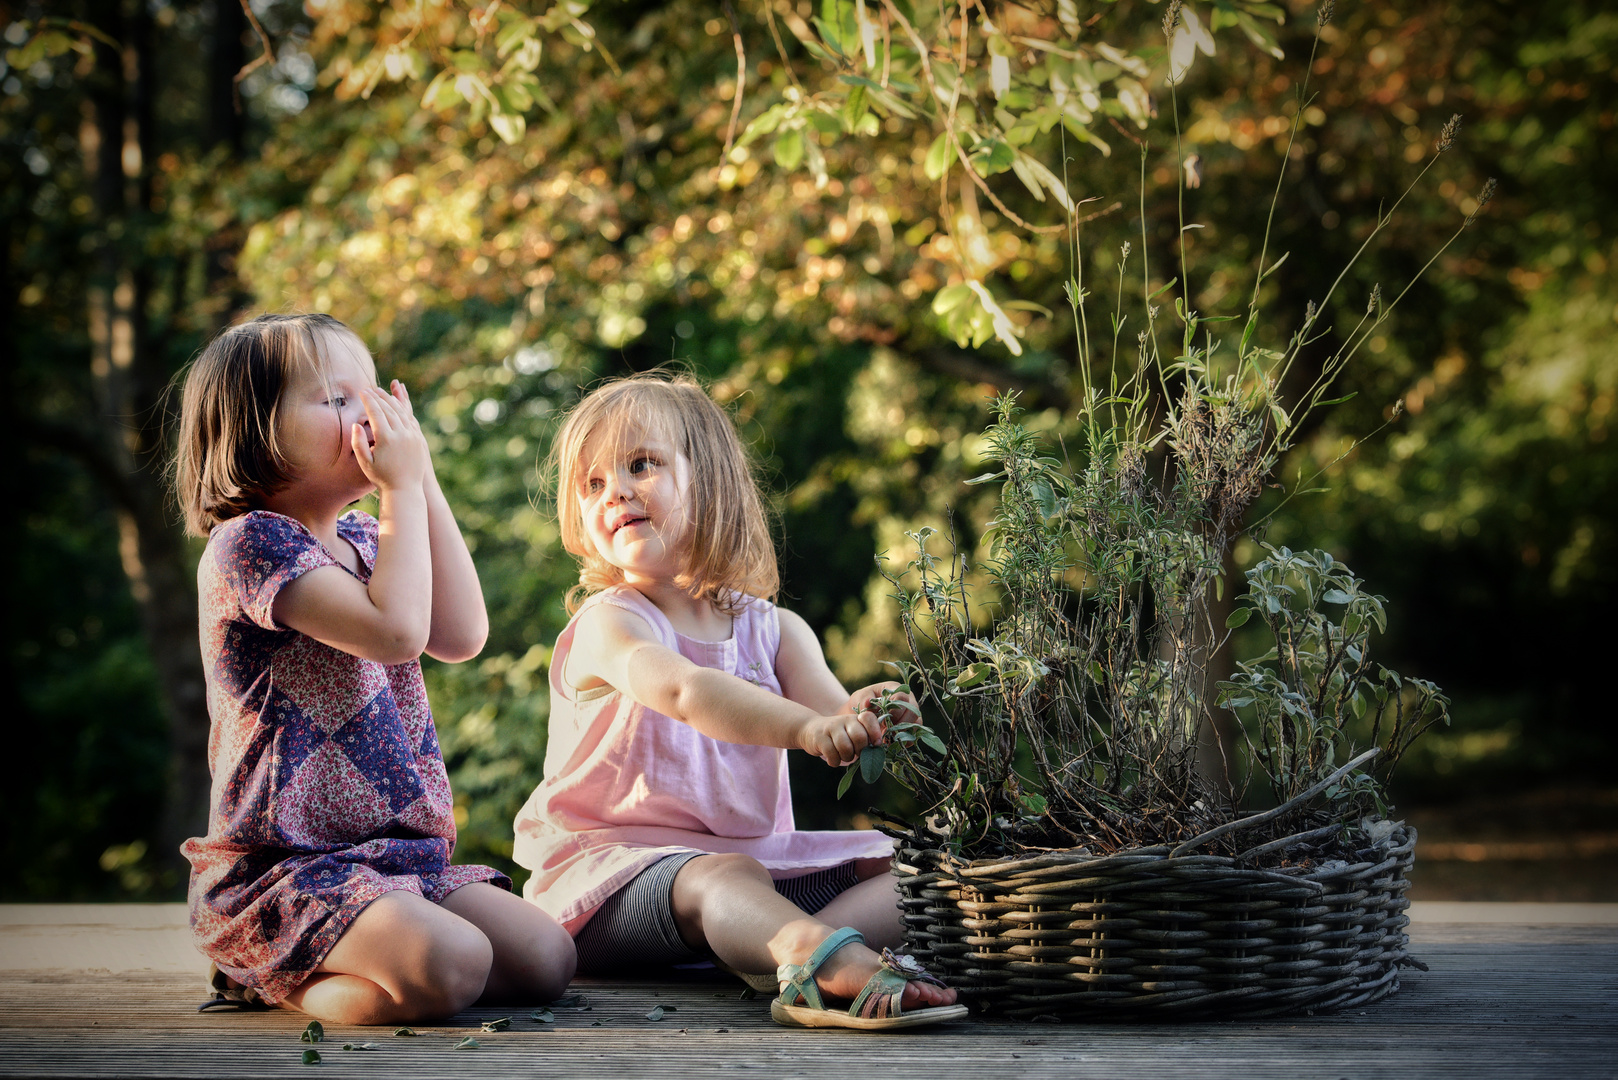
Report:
669,854,955,1010
439,882,577,1002
280,890,493,1025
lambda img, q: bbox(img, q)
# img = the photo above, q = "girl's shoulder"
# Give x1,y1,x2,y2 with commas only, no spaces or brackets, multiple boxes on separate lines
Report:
336,509,379,564
207,510,313,560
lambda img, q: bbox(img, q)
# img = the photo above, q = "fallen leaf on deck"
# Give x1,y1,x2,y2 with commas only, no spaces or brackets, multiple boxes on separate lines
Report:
393,1027,417,1037
300,1021,324,1043
301,1049,321,1065
481,1017,512,1032
452,1036,480,1050
530,1008,555,1023
646,1006,665,1021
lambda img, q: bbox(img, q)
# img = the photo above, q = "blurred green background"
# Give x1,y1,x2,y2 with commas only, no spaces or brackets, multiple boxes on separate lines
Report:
5,0,1614,902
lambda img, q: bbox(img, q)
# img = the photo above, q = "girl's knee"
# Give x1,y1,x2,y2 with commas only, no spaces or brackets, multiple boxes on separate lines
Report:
513,915,577,1000
399,920,492,1018
691,852,770,885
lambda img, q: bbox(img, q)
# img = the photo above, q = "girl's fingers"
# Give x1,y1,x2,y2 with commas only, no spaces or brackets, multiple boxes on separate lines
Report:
360,386,393,436
858,709,886,745
351,423,373,468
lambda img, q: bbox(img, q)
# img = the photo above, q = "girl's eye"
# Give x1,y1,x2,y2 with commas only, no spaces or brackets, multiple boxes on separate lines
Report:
630,457,657,475
586,478,604,494
331,396,347,408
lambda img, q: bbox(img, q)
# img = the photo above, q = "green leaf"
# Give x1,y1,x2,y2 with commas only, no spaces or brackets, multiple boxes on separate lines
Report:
531,1008,555,1023
773,128,804,170
301,1021,324,1044
954,662,995,689
453,1036,481,1050
302,1049,321,1066
738,103,790,146
859,744,886,783
836,763,856,798
841,82,868,131
932,283,973,315
1314,392,1358,407
341,1043,382,1051
924,131,953,181
963,470,1004,485
394,1027,418,1037
971,139,1015,177
918,729,947,754
1225,606,1253,628
489,109,526,144
1149,277,1179,301
481,1016,512,1032
1321,589,1352,604
646,1005,666,1021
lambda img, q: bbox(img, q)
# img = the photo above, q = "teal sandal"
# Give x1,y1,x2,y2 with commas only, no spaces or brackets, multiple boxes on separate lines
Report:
770,928,969,1030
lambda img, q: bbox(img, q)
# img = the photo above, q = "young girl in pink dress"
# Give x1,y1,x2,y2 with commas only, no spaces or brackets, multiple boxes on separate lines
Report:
514,372,964,1030
176,313,575,1024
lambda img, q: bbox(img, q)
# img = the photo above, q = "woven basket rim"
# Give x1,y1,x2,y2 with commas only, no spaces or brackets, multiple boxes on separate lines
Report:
893,817,1415,891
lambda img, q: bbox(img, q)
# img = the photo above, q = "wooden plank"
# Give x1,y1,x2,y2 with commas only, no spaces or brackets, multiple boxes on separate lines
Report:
2,907,1616,1078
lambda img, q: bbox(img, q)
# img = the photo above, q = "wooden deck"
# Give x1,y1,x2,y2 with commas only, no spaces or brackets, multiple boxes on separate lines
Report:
2,903,1615,1078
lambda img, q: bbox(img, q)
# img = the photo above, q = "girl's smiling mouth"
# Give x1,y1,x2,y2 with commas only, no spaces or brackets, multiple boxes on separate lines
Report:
612,515,650,534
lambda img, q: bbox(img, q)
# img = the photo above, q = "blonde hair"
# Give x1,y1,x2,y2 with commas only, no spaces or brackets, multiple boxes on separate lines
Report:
173,313,360,537
549,372,778,613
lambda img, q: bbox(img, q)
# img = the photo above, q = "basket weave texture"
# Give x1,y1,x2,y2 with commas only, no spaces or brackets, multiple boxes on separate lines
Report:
891,821,1418,1019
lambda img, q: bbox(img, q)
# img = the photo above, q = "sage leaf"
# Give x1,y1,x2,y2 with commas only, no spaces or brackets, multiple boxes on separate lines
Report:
300,1021,324,1044
481,1016,512,1032
859,744,886,783
530,1008,555,1023
393,1027,418,1036
836,763,856,798
452,1036,481,1050
302,1049,321,1065
646,1005,666,1021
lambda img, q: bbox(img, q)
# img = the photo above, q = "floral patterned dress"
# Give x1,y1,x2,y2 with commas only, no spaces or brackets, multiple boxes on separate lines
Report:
182,510,505,1003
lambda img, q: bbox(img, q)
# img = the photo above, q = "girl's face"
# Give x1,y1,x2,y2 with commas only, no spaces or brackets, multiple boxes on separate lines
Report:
576,417,694,586
275,331,379,502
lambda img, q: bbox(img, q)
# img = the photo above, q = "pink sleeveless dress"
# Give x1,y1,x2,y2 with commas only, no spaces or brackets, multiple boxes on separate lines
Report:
513,585,893,933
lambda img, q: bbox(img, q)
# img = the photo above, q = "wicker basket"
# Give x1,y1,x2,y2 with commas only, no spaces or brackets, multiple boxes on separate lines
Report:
890,821,1418,1020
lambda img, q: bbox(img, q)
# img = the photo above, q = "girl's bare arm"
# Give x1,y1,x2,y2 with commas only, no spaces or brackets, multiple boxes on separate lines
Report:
272,386,432,665
775,606,915,738
569,603,883,765
413,391,488,661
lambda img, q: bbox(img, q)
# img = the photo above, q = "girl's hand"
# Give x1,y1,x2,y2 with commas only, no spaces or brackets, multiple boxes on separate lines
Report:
845,681,915,725
799,710,886,767
353,382,429,493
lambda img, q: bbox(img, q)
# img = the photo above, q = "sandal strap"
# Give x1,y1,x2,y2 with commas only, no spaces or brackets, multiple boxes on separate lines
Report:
851,967,908,1019
774,927,865,1011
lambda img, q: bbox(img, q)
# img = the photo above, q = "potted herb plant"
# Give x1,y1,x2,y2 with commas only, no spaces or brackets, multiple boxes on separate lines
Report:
848,2,1479,1020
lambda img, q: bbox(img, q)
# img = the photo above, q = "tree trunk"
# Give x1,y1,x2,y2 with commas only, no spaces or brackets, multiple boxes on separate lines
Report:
82,0,213,882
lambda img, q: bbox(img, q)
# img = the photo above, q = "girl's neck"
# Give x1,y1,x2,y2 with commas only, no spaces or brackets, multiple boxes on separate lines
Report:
259,489,360,572
626,578,733,642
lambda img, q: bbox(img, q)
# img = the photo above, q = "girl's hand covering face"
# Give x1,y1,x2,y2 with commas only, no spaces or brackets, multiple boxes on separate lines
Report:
353,380,429,493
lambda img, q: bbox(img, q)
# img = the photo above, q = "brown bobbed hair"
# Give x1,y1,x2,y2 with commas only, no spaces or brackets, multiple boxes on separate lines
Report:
173,312,361,537
549,372,778,614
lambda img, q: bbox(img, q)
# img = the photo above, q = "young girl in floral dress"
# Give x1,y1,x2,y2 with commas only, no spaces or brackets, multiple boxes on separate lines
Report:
513,372,964,1030
176,313,574,1024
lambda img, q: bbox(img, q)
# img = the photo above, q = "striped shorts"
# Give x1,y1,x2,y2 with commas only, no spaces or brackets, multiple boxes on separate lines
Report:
573,852,861,975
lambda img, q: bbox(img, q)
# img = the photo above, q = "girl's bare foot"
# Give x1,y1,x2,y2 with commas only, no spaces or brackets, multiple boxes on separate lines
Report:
786,930,957,1010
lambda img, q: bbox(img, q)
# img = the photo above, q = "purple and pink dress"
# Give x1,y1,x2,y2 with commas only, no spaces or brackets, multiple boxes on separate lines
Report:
513,585,893,935
182,510,504,1004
